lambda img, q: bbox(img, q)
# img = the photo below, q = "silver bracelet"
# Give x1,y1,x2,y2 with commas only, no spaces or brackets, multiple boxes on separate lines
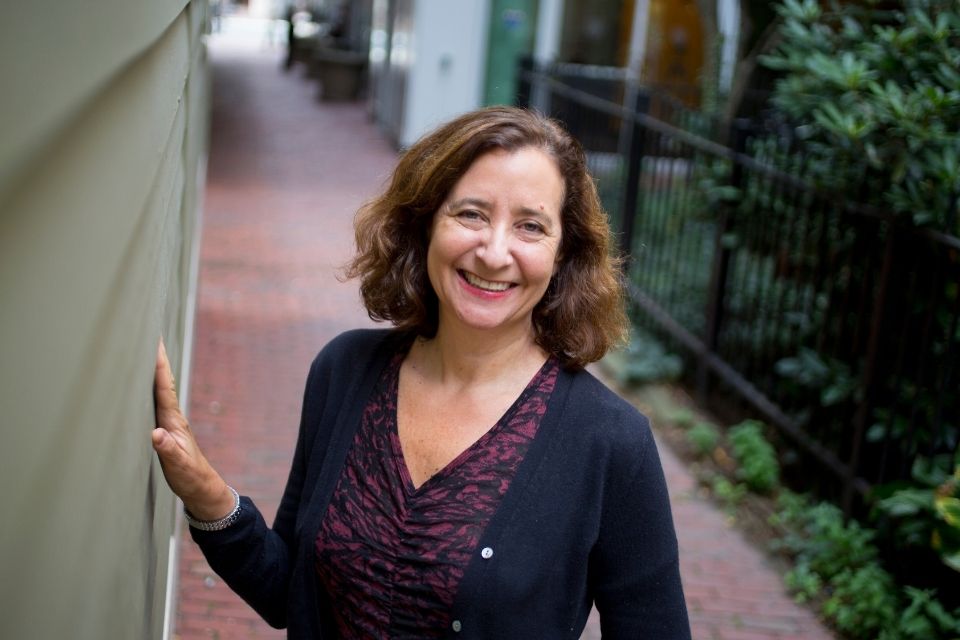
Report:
184,486,242,531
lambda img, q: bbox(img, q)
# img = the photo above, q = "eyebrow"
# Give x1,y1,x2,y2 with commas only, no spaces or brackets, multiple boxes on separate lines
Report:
447,197,558,229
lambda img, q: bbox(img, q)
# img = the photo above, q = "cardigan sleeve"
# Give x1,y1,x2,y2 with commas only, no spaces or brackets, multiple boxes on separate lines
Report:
189,346,333,629
591,410,691,639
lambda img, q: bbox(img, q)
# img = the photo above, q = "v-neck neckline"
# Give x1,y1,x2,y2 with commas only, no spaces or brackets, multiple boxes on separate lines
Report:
388,355,550,497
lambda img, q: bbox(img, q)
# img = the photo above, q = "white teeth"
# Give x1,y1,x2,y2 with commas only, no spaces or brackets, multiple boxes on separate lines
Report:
463,271,511,291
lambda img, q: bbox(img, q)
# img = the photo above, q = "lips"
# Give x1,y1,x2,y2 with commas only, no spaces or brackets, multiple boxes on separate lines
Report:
459,270,514,292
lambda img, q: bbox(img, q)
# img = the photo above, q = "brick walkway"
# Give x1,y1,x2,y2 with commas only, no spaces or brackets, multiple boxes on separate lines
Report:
176,21,836,640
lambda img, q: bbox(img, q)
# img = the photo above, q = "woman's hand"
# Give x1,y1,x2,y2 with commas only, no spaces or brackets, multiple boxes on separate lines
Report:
153,339,236,521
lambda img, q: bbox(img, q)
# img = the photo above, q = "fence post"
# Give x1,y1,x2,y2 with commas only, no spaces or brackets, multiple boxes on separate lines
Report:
618,89,650,263
697,119,750,403
843,227,896,514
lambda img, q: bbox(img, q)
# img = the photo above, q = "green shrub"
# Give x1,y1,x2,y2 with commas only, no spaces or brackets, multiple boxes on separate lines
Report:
895,586,960,640
761,0,960,233
687,421,721,456
772,490,960,639
775,347,859,408
824,563,899,638
801,502,877,578
783,564,822,604
711,475,748,512
620,328,684,384
665,407,697,430
873,455,960,573
728,420,780,493
770,492,876,577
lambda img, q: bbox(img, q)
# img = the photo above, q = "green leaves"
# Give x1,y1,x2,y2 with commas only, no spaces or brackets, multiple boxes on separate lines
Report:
813,101,875,141
824,563,899,635
877,488,931,517
775,347,858,407
776,0,822,23
761,1,960,234
897,587,960,640
933,465,960,572
619,328,684,385
728,420,781,493
806,51,877,91
686,421,721,456
772,487,960,639
873,457,960,575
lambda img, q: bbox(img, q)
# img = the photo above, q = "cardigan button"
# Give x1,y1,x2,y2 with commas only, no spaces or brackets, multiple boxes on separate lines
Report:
480,546,493,559
451,619,462,632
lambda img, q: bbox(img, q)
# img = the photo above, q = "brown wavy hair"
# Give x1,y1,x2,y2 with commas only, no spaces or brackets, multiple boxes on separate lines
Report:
344,106,627,369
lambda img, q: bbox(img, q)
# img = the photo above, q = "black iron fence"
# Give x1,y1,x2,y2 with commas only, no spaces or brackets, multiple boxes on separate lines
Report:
518,63,960,511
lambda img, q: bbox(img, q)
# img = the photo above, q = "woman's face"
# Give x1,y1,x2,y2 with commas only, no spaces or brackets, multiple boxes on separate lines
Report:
427,146,564,340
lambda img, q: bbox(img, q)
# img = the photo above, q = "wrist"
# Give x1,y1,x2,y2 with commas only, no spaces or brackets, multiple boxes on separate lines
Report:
184,485,241,531
183,479,235,521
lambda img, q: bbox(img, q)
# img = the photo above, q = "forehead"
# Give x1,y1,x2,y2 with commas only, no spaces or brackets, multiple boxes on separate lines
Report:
447,147,565,211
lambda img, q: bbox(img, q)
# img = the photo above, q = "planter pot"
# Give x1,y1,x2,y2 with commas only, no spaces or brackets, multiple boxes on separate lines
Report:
313,48,367,101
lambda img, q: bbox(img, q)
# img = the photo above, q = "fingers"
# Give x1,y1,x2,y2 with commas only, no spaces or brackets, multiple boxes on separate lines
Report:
152,426,202,500
152,338,224,507
152,427,188,469
151,427,169,450
153,427,228,516
155,338,182,416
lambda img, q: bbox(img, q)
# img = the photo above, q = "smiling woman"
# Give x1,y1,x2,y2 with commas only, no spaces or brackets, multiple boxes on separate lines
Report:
152,106,692,639
348,106,627,368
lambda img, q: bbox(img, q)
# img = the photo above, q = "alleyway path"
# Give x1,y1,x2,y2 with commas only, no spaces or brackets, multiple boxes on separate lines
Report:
176,19,836,640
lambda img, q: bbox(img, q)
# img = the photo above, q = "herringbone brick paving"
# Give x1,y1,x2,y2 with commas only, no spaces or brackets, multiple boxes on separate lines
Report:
176,20,836,640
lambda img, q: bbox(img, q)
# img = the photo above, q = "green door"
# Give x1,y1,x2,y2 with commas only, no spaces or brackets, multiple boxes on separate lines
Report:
484,0,538,106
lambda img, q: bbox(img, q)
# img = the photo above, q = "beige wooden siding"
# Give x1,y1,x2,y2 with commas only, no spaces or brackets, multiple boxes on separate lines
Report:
0,1,208,638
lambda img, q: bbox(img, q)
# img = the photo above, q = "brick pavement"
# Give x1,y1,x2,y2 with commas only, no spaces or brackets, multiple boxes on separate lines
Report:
176,21,836,640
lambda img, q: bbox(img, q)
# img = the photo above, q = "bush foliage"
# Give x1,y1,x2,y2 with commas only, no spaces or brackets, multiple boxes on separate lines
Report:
770,490,960,639
760,0,960,232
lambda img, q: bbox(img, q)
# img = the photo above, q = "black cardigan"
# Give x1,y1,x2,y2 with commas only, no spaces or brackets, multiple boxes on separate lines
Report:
192,329,691,639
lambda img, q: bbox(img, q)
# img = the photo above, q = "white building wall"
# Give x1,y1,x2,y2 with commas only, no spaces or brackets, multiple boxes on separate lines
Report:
375,0,490,148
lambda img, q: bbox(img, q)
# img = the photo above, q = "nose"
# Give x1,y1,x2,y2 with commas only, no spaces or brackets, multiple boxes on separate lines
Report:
476,225,513,270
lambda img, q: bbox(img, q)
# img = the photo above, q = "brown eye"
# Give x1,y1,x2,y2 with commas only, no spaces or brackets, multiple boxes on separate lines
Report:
456,209,486,224
520,221,545,234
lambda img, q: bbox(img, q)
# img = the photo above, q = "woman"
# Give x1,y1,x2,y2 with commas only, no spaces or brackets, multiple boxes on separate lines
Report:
153,106,690,638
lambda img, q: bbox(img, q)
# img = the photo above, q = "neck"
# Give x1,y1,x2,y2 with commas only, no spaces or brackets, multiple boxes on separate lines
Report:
414,320,546,387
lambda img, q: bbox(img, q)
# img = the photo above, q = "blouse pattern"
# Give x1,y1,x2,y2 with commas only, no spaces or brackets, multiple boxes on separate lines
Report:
315,351,559,638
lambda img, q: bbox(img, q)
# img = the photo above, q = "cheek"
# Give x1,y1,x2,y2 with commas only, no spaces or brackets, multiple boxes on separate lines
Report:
425,243,441,292
431,224,477,264
525,247,561,286
425,229,462,292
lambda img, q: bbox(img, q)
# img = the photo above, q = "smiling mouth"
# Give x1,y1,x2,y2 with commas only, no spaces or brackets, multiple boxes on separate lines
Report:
460,270,514,292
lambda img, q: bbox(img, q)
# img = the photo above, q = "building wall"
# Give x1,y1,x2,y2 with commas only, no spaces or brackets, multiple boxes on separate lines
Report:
0,1,209,638
400,0,489,147
371,0,490,148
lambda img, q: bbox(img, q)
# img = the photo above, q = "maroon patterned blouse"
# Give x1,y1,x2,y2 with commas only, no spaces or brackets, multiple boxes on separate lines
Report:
314,351,559,638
